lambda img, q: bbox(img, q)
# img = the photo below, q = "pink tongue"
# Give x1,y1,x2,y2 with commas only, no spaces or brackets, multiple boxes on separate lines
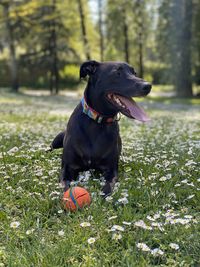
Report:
117,95,150,122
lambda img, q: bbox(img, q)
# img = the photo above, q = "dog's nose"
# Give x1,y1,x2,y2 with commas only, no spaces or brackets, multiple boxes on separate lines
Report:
142,83,151,93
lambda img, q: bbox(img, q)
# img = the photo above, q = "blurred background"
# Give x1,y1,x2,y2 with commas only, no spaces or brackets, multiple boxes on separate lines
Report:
0,0,199,97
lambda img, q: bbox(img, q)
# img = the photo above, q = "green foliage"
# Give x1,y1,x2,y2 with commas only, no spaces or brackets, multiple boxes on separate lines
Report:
0,0,97,91
144,61,170,84
0,0,200,92
105,0,150,66
60,64,79,80
60,64,80,87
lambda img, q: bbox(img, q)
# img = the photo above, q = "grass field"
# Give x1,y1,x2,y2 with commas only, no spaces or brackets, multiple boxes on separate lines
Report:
0,90,200,267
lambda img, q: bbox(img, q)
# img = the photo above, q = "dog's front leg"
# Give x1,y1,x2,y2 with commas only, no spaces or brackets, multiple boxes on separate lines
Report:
102,169,118,197
60,164,78,191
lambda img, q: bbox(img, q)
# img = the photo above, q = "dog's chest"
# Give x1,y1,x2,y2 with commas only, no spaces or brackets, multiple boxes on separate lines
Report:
73,122,119,167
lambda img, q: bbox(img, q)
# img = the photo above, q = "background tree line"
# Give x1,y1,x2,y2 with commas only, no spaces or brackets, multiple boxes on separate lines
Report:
0,0,199,97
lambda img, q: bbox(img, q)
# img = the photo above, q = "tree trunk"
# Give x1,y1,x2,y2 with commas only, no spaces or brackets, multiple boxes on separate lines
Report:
98,0,104,61
77,0,91,60
174,0,193,97
135,0,144,78
3,3,19,92
138,33,144,78
52,6,59,95
122,6,129,63
193,0,200,86
49,0,59,94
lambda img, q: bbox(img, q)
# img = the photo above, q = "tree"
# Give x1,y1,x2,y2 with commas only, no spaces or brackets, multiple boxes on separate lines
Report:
122,3,129,63
105,0,151,76
193,0,200,86
48,0,59,94
105,0,131,62
98,0,104,61
0,0,98,92
77,0,91,60
174,0,193,97
132,0,149,78
22,0,61,94
156,0,194,96
1,1,19,92
171,0,193,96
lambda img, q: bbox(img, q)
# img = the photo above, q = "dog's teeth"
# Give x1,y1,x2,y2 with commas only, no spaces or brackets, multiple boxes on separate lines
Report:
111,95,126,109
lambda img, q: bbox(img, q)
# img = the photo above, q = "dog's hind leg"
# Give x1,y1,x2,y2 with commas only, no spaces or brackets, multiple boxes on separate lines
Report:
50,131,65,150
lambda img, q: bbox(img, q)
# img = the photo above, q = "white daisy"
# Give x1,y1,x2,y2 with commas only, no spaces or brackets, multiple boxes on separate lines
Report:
154,213,161,220
169,243,179,250
58,230,65,236
159,176,168,181
151,248,164,256
57,210,63,214
10,221,20,229
134,220,152,230
112,233,122,240
118,197,129,204
87,237,96,244
187,194,195,200
122,221,131,226
111,225,125,232
80,222,91,228
147,215,155,221
105,196,113,202
26,228,35,235
108,215,118,221
8,146,19,154
136,242,151,252
184,215,193,219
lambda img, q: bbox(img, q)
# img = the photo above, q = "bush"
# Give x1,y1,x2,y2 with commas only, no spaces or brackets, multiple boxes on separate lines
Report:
144,61,172,85
0,60,81,90
60,64,80,88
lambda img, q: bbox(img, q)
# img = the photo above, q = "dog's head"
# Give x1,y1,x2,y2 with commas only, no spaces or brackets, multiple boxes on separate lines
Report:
80,60,151,122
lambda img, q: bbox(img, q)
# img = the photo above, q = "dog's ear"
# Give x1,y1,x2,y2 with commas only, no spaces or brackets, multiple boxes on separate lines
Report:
80,60,99,79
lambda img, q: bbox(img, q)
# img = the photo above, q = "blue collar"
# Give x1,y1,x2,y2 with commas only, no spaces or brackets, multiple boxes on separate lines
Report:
81,96,118,124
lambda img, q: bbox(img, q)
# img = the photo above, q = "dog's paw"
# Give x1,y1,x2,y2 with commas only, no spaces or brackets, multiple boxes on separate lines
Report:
60,180,71,192
102,183,112,198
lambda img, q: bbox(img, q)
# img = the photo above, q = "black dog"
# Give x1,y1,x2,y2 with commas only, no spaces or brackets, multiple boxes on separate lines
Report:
51,61,151,196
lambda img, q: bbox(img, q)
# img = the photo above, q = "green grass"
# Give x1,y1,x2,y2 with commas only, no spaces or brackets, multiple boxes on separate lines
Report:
0,91,200,267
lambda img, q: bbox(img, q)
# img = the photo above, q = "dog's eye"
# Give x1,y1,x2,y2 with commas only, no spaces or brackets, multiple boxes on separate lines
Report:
131,68,137,76
131,68,136,75
117,71,121,76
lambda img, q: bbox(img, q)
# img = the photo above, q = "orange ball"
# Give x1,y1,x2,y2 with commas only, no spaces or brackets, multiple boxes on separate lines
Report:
62,186,91,212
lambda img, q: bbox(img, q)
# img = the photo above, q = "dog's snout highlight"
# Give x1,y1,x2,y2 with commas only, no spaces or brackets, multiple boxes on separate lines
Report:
142,82,151,93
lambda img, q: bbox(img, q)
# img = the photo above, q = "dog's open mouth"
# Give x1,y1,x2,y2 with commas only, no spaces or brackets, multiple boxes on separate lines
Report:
107,93,150,122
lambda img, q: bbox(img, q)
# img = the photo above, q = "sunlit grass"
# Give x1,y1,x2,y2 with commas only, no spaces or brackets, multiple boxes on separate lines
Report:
147,96,200,105
0,91,199,266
